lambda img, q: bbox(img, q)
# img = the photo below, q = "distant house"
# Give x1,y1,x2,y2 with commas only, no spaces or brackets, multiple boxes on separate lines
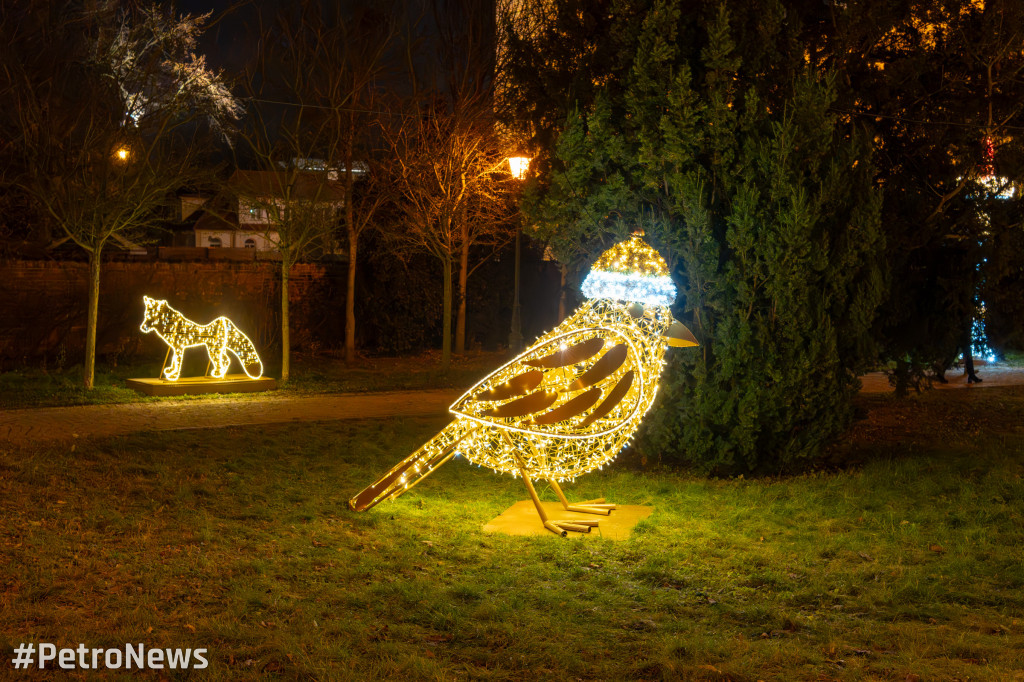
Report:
191,169,347,252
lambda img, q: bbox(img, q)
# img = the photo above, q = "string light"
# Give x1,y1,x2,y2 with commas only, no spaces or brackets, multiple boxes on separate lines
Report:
139,296,264,381
350,235,698,535
581,234,677,306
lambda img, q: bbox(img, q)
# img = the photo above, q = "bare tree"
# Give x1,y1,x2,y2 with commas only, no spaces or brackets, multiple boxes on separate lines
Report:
236,97,344,383
241,2,399,376
0,3,239,389
293,1,401,365
383,92,517,369
242,171,342,384
380,0,519,365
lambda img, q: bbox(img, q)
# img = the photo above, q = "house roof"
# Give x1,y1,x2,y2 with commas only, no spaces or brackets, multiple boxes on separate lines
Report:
229,170,346,203
192,207,241,232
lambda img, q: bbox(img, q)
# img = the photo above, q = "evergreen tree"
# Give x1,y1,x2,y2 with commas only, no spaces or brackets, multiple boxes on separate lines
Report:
785,0,1024,390
519,1,885,472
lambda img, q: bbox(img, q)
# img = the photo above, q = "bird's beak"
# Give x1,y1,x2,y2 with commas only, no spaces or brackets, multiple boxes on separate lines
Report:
665,320,699,348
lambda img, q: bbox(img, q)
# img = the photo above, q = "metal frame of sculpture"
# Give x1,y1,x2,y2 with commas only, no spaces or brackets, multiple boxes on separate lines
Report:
139,296,264,381
349,234,698,536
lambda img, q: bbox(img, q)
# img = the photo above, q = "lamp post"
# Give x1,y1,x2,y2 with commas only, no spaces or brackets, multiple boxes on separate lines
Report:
507,155,530,354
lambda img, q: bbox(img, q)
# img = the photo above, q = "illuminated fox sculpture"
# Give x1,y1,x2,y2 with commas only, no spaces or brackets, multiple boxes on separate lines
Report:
140,296,264,381
350,234,699,536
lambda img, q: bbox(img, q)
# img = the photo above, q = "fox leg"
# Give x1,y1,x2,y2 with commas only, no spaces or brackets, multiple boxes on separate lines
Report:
208,320,230,379
163,348,184,381
209,348,230,379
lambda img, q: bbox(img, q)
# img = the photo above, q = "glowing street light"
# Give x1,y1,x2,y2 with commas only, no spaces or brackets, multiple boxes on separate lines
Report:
507,155,530,180
115,147,130,161
506,154,531,353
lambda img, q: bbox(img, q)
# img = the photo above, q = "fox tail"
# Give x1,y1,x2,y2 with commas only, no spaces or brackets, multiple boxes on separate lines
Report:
349,419,479,512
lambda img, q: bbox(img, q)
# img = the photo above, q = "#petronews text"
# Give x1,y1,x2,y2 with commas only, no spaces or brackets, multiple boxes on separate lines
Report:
10,642,208,671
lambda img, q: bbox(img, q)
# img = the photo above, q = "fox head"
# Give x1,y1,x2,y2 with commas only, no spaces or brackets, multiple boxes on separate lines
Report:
139,296,168,334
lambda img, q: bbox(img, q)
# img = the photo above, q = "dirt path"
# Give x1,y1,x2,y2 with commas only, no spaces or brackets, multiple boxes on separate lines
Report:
0,389,462,447
859,361,1024,393
4,362,1024,448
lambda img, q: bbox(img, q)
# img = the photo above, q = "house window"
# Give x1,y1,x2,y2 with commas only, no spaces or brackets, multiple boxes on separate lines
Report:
208,236,222,248
244,238,256,249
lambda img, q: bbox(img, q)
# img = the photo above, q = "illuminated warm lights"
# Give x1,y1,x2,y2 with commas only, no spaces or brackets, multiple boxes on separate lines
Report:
350,235,698,536
978,174,1016,199
581,234,678,306
976,136,1015,199
507,156,530,180
139,296,263,381
115,147,130,161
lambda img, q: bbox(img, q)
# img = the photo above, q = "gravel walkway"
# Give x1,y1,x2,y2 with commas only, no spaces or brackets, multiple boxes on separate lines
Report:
0,389,462,447
3,362,1024,447
859,362,1024,393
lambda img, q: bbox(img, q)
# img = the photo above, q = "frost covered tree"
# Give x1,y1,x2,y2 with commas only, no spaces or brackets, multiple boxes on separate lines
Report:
0,3,239,389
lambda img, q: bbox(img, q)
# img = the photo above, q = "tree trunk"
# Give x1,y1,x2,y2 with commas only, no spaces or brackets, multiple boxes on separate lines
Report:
83,248,101,390
442,256,452,371
964,321,981,384
558,263,568,323
344,120,358,365
345,229,358,365
281,261,290,383
455,222,469,355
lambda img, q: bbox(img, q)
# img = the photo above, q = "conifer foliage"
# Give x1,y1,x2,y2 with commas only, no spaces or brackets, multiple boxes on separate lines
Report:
512,2,885,472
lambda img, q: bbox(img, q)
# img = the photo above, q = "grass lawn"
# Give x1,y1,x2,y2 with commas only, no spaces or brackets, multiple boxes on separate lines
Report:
1,390,1022,680
0,350,503,410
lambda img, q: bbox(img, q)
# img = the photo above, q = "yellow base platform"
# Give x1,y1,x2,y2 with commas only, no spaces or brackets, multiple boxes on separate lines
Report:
125,375,278,396
483,501,653,540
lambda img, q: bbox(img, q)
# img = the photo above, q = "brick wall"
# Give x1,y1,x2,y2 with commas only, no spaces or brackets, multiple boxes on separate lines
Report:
0,259,342,365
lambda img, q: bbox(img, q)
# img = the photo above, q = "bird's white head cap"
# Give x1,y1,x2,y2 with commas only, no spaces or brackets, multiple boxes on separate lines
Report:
580,232,677,306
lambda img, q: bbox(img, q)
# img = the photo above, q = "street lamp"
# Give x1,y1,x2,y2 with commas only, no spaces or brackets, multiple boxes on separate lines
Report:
115,147,130,161
507,156,530,181
506,154,531,354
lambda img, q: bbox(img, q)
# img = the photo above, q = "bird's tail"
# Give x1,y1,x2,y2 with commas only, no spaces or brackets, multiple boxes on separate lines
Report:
348,419,479,512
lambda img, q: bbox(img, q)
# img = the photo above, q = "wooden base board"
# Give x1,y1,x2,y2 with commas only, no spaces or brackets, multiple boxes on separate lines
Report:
483,501,653,540
125,375,278,396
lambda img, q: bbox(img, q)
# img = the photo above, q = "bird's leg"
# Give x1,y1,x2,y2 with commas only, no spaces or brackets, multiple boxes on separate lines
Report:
516,461,597,537
503,433,596,537
547,476,616,516
521,436,614,515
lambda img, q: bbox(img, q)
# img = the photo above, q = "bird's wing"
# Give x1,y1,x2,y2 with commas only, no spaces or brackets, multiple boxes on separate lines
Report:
451,312,664,439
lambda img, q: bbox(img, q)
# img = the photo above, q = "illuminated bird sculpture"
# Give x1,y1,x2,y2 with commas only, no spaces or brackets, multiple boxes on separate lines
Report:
349,234,698,536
